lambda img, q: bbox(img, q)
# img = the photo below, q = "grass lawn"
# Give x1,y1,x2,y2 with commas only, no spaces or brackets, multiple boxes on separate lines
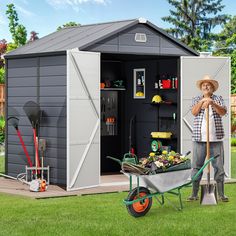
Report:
0,155,4,174
231,146,236,178
0,149,235,235
0,185,236,236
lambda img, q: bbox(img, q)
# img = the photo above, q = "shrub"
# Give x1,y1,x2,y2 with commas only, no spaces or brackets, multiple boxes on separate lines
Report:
0,68,5,84
231,138,236,146
0,116,5,144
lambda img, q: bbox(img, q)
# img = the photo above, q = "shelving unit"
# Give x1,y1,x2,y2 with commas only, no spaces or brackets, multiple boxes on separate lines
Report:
101,88,126,91
149,92,178,152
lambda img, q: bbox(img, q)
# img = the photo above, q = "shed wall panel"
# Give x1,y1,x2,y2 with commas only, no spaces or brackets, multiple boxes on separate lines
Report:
7,54,67,185
8,77,38,87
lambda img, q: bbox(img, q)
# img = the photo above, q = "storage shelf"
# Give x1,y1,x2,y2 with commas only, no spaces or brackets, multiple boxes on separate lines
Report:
149,102,177,105
143,136,177,140
151,136,177,140
101,88,126,91
154,88,177,91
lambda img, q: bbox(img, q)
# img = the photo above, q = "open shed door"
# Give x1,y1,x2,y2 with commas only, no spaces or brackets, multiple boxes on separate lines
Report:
67,50,100,191
181,56,231,178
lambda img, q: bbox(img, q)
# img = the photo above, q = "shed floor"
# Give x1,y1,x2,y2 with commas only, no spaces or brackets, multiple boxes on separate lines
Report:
0,174,131,199
0,175,235,199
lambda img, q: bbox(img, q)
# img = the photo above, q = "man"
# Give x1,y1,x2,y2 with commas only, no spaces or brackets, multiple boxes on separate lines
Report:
188,75,229,202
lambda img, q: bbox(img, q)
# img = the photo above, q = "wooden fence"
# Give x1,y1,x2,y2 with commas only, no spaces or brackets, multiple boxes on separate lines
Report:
0,84,5,116
231,94,236,116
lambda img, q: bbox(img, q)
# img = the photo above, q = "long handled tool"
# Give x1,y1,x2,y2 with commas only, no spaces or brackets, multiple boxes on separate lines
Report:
200,106,217,205
23,101,41,175
129,116,136,156
8,117,33,168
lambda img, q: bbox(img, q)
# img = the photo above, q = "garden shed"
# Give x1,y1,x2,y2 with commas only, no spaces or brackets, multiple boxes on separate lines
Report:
5,18,231,191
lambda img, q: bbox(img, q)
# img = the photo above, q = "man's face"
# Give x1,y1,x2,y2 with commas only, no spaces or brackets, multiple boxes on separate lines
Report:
201,82,214,95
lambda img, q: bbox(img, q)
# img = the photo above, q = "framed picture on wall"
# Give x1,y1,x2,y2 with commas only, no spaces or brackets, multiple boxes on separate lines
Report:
133,68,145,99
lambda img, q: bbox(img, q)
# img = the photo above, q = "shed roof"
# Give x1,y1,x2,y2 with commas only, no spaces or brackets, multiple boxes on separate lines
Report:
5,18,198,57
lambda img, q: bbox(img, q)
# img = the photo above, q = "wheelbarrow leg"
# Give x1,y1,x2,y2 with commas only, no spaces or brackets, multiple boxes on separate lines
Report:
129,175,132,192
178,188,183,210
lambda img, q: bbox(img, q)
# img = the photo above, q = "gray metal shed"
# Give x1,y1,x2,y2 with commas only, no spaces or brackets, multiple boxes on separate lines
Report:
5,18,230,191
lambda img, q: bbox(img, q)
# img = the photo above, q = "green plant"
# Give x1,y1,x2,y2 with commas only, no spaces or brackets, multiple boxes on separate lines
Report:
231,138,236,146
0,155,4,174
0,116,5,144
6,4,27,46
0,68,5,84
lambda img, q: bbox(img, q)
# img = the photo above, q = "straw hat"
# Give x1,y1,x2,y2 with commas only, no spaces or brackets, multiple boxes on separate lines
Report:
196,75,219,92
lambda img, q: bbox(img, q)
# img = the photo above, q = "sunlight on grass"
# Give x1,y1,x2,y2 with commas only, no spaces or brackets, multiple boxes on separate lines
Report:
0,155,4,174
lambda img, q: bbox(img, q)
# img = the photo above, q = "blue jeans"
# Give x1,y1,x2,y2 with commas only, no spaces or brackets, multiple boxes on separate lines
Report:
192,141,225,183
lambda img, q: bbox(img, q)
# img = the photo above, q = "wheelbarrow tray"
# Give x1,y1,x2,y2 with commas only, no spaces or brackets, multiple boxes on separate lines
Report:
124,169,191,193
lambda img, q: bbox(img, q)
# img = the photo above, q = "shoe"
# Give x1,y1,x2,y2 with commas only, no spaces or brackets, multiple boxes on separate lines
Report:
217,182,229,202
187,181,200,201
218,195,229,202
187,195,199,201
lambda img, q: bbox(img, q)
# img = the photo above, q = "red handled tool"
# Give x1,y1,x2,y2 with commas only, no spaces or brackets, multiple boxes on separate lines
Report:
8,117,33,167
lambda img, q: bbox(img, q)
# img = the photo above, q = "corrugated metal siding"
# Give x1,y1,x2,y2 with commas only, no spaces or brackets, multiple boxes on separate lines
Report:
86,24,191,56
7,55,67,185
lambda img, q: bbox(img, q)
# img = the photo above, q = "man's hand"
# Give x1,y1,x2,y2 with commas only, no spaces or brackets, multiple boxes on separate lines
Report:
201,98,214,109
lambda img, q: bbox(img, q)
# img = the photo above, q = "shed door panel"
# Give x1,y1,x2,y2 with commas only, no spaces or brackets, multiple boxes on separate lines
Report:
67,50,100,190
181,56,230,178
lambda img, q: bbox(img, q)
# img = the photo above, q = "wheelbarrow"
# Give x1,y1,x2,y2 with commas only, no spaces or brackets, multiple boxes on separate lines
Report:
121,154,220,217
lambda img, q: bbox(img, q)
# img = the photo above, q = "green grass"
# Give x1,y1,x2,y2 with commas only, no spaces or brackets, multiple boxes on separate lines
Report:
0,155,4,174
0,185,236,236
231,147,236,178
0,149,235,236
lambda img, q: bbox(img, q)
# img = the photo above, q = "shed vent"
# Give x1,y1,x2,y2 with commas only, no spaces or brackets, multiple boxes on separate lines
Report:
135,33,147,43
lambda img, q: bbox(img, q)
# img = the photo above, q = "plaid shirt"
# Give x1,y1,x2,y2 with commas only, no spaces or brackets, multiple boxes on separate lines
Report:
191,94,227,141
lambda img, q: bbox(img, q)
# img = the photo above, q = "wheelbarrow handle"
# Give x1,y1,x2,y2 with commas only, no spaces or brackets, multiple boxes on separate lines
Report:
212,154,220,159
191,154,220,182
184,151,191,157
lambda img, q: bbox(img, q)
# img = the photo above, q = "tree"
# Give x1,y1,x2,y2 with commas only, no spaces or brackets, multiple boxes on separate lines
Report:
162,0,229,51
214,16,236,94
6,4,27,46
57,22,80,31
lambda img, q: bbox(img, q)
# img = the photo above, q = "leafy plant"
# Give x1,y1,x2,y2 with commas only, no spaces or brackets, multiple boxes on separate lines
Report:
0,116,5,144
57,22,80,31
213,16,236,93
231,138,236,146
6,4,27,46
0,68,5,84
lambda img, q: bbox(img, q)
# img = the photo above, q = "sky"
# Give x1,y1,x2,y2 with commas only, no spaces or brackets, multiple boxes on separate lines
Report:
0,0,236,42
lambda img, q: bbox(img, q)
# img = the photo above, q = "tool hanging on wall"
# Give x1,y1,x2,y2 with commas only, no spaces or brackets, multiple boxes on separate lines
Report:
106,117,116,135
23,101,41,176
129,116,136,155
8,116,33,168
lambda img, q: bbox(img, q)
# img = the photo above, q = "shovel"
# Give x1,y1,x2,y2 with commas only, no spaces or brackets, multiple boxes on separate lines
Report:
200,106,217,205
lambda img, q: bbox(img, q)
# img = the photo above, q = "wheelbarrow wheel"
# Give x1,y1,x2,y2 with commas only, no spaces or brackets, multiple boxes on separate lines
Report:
126,187,152,217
